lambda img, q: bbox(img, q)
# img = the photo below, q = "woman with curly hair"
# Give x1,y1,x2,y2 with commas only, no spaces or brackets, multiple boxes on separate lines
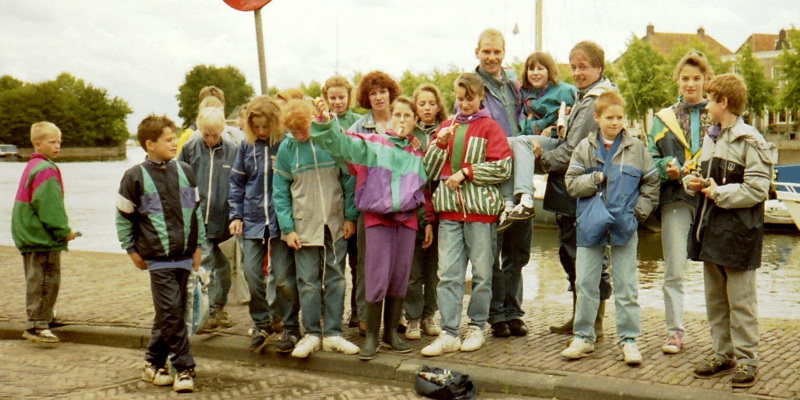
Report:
349,71,402,134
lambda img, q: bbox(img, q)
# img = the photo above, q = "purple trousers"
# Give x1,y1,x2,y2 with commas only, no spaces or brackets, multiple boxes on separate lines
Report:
364,224,416,302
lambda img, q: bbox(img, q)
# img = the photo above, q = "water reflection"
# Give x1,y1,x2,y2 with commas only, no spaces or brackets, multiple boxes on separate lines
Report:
524,227,800,319
1,146,798,318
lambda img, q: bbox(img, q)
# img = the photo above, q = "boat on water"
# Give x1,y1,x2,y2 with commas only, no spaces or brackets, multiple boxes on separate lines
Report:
773,165,800,231
0,144,19,159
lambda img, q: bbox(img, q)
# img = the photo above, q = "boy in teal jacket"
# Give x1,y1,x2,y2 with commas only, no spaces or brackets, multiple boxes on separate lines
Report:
12,122,76,343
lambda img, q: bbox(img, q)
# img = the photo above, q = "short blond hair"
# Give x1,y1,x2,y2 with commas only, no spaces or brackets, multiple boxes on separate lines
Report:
477,28,505,49
594,92,626,117
197,107,226,134
30,122,61,145
199,96,223,111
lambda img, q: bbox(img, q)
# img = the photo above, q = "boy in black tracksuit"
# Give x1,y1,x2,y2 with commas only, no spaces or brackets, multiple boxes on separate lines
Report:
116,114,206,393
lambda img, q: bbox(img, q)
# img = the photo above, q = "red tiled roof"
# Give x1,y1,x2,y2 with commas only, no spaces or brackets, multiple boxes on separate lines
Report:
736,34,780,53
643,31,733,57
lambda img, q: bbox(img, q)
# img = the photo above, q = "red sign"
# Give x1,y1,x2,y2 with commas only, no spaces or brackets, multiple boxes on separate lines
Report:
222,0,272,11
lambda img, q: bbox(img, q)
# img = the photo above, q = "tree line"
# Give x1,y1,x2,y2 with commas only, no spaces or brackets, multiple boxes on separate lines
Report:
3,29,800,148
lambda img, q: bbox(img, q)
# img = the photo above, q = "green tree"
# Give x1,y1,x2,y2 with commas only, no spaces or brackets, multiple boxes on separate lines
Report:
737,43,775,125
399,69,429,97
0,75,23,93
176,64,255,128
0,73,131,147
777,29,800,121
299,80,322,98
615,36,673,132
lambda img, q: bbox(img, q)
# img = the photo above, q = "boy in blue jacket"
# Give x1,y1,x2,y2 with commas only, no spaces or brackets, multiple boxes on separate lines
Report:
562,92,659,365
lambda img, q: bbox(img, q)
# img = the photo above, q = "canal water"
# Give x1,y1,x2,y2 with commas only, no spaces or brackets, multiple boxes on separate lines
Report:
1,146,799,318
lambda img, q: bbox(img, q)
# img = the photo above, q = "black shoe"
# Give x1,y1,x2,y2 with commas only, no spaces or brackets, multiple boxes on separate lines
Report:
693,358,736,379
731,364,758,388
497,212,514,233
507,319,529,336
348,312,359,328
276,329,300,353
249,326,271,352
491,321,510,338
507,203,535,221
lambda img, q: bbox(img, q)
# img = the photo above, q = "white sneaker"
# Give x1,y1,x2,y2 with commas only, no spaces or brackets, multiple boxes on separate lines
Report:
173,369,195,393
142,361,173,386
291,335,322,358
421,317,442,336
421,332,461,357
405,320,421,340
460,326,485,352
322,335,359,355
561,337,595,359
622,340,642,365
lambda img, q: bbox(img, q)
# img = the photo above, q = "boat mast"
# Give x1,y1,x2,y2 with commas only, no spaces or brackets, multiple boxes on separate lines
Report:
535,0,543,52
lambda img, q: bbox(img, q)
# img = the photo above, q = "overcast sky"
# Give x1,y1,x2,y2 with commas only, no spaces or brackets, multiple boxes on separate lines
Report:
1,0,797,133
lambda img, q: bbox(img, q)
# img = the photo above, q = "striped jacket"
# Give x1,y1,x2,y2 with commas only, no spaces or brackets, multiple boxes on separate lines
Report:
116,158,206,262
12,154,72,253
424,110,512,223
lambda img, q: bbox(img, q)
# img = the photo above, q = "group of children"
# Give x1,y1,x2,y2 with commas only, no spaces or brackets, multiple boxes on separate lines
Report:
12,31,773,394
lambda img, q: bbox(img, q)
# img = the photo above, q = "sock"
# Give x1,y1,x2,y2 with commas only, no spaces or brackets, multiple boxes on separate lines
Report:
504,200,515,213
520,194,534,208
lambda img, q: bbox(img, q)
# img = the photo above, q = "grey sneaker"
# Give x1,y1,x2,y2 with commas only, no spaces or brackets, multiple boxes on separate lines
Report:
276,329,301,353
22,328,59,343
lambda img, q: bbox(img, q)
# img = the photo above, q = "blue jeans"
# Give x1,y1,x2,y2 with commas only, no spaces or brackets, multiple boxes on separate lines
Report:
437,220,496,337
661,201,695,335
295,231,347,337
269,237,300,330
489,218,531,324
242,239,272,328
202,239,231,313
502,135,560,202
574,232,640,345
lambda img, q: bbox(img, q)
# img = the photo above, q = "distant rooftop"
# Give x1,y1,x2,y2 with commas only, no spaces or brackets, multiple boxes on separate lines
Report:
735,29,792,53
642,24,733,57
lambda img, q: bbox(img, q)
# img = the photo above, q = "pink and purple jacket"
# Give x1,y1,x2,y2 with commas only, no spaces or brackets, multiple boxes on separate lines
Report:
310,119,429,230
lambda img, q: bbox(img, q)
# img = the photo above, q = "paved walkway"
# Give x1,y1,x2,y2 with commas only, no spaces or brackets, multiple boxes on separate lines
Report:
2,246,799,399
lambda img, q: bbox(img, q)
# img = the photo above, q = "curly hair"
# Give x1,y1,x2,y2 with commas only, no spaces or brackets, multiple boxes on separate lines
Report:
412,83,448,124
244,95,284,145
137,114,177,151
705,74,747,116
356,71,401,110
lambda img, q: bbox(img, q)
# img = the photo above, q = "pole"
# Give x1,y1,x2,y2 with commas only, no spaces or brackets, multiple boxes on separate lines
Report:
535,0,543,52
254,8,268,95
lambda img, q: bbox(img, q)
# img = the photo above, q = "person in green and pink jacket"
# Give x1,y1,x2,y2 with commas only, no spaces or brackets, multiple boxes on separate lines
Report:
310,96,428,362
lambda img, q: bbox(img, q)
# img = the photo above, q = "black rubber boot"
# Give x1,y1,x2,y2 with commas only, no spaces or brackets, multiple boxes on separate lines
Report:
359,301,383,361
550,291,576,334
382,297,412,353
595,299,606,343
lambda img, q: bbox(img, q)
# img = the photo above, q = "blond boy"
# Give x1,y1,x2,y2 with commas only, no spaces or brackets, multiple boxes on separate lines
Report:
12,122,76,343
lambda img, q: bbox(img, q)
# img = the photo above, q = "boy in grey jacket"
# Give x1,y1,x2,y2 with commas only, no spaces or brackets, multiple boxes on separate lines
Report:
684,74,776,388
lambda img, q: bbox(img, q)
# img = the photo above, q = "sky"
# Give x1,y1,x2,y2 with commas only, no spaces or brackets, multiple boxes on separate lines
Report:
1,0,797,134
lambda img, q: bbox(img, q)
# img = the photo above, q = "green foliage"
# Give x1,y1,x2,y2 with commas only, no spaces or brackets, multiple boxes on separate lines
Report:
176,64,255,128
299,80,322,98
737,43,776,123
0,72,132,148
615,37,673,130
777,29,800,114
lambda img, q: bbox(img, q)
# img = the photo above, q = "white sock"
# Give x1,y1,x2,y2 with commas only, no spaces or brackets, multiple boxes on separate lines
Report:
504,200,515,213
520,194,534,208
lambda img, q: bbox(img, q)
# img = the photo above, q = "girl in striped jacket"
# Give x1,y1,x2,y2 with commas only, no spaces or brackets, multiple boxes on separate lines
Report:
421,73,512,357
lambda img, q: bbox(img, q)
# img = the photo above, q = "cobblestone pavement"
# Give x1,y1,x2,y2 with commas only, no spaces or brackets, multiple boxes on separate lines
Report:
0,340,537,400
2,246,800,399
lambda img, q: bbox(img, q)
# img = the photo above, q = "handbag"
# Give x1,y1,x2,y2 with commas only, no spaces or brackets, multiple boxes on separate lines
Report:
414,365,477,400
576,133,621,246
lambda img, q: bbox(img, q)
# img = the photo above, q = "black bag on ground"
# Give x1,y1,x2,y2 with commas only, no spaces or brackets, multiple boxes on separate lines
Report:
414,365,477,400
